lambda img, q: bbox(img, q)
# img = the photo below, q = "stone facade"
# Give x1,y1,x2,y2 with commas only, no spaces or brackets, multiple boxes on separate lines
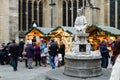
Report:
0,0,18,44
0,0,110,44
0,0,10,44
9,0,19,42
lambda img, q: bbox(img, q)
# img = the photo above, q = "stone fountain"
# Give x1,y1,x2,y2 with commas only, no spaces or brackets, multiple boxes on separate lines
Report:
45,8,111,80
45,31,111,80
63,8,102,78
63,32,102,78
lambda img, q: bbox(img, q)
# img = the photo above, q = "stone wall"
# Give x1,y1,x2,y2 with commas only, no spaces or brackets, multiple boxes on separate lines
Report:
0,0,9,44
9,0,19,42
0,0,110,44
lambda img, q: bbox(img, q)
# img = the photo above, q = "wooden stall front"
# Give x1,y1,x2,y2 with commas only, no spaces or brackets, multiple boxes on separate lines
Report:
48,27,73,52
86,25,120,50
25,26,74,52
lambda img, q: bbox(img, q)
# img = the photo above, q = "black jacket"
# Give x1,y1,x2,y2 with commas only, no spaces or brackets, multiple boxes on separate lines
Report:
49,42,59,57
9,43,19,56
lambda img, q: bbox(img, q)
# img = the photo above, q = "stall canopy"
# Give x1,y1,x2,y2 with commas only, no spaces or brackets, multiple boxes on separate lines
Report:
25,27,54,36
25,25,120,37
47,26,77,37
25,26,77,37
86,24,120,36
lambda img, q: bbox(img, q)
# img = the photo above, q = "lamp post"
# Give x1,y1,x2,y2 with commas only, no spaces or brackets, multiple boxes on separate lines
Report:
87,0,100,24
49,0,56,28
91,6,100,24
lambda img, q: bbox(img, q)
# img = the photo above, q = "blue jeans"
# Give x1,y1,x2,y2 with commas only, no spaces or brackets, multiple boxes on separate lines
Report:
10,56,18,71
101,57,108,68
49,55,55,69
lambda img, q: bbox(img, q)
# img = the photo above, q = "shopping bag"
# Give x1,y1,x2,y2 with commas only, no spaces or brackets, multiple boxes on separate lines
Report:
58,53,62,61
41,53,47,57
22,51,26,56
54,55,59,67
44,47,48,53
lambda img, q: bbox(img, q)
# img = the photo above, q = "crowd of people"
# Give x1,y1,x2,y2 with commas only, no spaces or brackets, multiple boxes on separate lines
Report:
1,36,120,79
99,39,118,68
0,37,65,71
99,38,120,80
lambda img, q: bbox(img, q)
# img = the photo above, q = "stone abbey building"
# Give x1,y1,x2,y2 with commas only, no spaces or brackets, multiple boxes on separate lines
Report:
0,0,119,43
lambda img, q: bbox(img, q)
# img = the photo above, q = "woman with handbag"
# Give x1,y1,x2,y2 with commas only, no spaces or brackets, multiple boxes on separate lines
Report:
40,39,47,67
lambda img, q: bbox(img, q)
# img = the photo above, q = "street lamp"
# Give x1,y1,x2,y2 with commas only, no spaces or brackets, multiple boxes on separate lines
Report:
91,6,100,24
49,0,56,28
87,0,100,24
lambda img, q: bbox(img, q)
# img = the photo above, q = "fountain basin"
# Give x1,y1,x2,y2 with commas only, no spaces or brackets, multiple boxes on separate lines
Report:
63,53,102,78
46,68,110,80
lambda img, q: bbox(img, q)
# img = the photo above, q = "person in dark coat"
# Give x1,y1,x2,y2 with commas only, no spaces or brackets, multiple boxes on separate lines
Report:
48,38,59,69
59,41,65,65
4,42,11,64
34,43,41,66
32,36,36,46
100,40,110,68
25,40,34,69
18,39,25,58
8,40,19,71
0,45,5,65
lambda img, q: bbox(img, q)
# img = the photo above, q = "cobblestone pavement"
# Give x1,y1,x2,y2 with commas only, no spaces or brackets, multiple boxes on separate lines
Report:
0,61,51,80
0,60,112,80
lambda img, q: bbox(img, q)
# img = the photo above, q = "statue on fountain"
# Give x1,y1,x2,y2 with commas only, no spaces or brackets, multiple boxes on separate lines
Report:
74,8,87,34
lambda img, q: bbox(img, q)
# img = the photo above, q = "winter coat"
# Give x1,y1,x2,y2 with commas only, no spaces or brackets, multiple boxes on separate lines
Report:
25,44,34,58
18,41,25,54
59,44,65,56
49,42,59,57
100,45,110,58
34,45,41,55
8,43,19,56
40,42,47,53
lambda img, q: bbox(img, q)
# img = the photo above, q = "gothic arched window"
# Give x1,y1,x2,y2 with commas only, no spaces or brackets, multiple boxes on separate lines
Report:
19,0,21,31
39,1,43,27
110,0,115,27
34,1,37,21
62,1,66,26
79,0,83,8
73,0,77,26
28,0,32,29
22,0,26,31
68,0,71,27
117,1,120,29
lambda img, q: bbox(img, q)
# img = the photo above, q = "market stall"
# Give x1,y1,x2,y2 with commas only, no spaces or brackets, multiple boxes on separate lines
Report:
86,24,120,50
25,27,54,44
25,26,76,52
48,26,74,52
